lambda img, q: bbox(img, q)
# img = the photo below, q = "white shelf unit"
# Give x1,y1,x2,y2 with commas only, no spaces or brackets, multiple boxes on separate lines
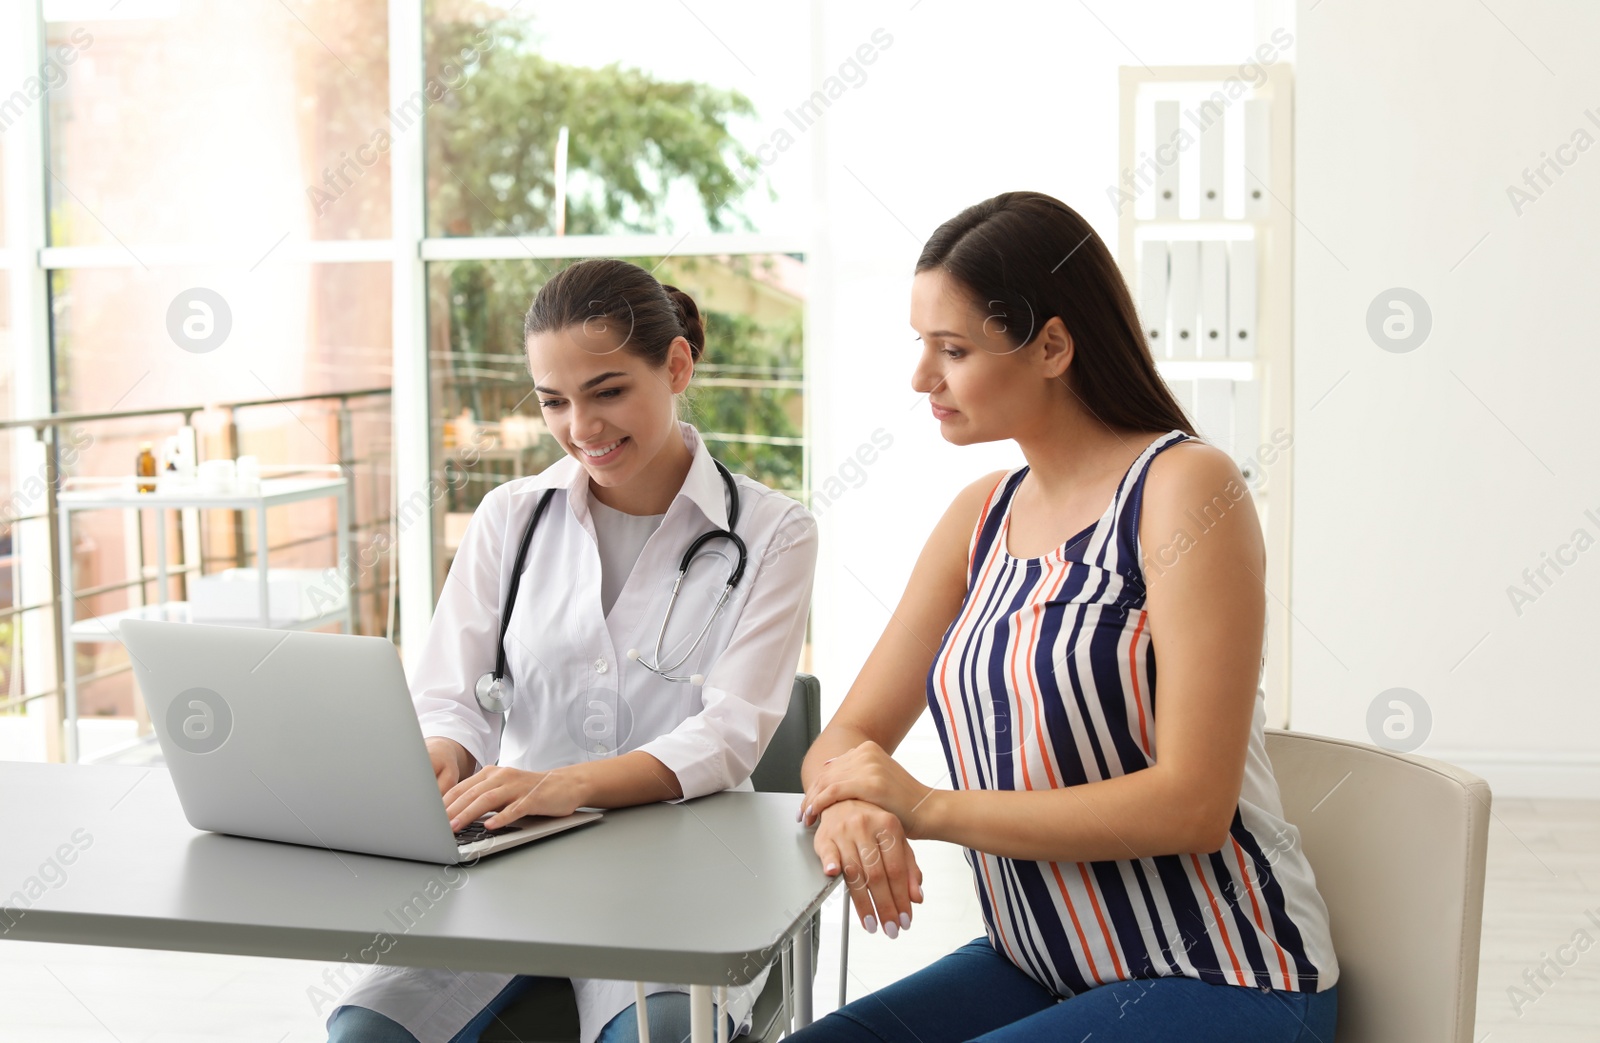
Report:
1116,63,1295,726
55,474,355,762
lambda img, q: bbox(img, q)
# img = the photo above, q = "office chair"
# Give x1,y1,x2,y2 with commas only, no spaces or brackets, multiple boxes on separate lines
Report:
479,674,823,1043
1263,729,1491,1043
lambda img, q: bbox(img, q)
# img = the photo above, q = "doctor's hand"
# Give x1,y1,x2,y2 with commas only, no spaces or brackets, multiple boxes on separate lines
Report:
425,737,475,797
811,798,924,938
443,765,586,832
799,740,941,837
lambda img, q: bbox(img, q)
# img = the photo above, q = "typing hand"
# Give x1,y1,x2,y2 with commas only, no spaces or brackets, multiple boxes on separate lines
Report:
810,798,924,939
443,765,585,831
425,736,473,798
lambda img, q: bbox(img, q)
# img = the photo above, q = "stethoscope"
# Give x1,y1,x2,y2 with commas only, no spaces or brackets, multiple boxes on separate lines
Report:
473,459,748,723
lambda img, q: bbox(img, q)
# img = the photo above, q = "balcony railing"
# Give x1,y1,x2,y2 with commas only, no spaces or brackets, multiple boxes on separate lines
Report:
0,387,392,762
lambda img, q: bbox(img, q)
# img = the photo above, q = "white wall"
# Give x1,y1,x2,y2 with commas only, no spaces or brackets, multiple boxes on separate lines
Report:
807,0,1600,800
1291,0,1600,796
807,1,1286,735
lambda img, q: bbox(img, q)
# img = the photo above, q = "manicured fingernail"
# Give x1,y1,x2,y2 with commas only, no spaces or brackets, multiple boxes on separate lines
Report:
883,919,899,940
795,806,801,821
825,862,838,874
899,912,911,930
862,915,877,934
824,757,835,764
804,804,813,821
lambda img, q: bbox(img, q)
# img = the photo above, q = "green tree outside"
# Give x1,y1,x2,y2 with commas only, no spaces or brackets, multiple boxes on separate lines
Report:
424,13,803,513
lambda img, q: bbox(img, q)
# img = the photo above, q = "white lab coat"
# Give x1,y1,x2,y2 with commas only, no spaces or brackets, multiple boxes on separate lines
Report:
330,422,818,1043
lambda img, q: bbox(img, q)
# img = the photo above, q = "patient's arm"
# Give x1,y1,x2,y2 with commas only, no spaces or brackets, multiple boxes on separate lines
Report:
800,470,1004,782
801,470,1003,935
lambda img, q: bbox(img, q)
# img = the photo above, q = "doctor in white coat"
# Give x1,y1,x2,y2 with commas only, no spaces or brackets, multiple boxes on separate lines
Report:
326,258,818,1043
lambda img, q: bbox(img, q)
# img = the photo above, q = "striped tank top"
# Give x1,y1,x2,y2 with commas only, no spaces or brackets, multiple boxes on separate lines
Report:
925,430,1339,997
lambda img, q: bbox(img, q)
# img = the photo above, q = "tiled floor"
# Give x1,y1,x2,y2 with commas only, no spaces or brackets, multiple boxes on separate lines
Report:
3,734,1597,1041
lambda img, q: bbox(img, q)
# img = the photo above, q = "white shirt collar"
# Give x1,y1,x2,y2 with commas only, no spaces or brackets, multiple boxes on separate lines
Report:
510,421,731,530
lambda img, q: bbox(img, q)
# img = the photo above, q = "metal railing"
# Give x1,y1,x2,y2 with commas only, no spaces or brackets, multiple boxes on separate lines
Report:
0,388,392,760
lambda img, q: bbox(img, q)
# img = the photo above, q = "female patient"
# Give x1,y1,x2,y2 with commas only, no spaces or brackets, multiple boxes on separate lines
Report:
794,192,1338,1041
327,259,817,1043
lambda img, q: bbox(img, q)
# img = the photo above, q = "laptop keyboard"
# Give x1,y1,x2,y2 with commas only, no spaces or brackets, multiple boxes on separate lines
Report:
454,821,521,846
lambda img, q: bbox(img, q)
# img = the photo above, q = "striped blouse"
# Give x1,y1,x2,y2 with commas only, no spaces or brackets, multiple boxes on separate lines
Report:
925,430,1339,997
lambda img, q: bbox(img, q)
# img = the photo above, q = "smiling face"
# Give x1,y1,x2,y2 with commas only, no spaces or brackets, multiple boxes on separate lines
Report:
909,267,1074,446
527,322,694,492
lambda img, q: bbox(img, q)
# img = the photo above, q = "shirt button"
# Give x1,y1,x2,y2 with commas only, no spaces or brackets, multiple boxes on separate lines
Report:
594,658,608,674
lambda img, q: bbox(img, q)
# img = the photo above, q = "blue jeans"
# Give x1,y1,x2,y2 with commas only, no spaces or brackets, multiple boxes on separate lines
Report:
326,978,738,1043
787,936,1337,1043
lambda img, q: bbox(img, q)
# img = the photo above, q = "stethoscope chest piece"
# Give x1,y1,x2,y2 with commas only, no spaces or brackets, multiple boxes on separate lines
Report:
475,671,513,715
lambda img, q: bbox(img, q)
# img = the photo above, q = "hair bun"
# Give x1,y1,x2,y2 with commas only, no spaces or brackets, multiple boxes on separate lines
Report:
661,285,705,362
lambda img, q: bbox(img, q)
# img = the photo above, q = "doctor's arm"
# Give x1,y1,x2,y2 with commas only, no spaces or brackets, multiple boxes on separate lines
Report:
420,487,678,822
454,745,683,832
410,486,513,785
632,507,819,805
456,506,817,829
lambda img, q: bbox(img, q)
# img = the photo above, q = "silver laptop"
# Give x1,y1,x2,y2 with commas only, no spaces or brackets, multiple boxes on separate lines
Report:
119,618,602,864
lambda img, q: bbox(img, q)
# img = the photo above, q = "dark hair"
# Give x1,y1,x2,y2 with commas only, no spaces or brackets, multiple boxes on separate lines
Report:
523,258,705,365
916,191,1194,437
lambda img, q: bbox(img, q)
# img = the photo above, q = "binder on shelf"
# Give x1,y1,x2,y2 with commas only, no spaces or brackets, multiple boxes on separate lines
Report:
1232,379,1262,485
1164,377,1196,421
1228,239,1257,358
1199,240,1228,356
1243,99,1271,219
1139,241,1170,352
1194,379,1233,455
1198,113,1225,219
1154,100,1180,219
1166,240,1199,359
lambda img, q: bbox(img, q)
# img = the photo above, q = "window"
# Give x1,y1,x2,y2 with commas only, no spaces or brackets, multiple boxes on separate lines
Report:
6,2,399,760
421,1,810,595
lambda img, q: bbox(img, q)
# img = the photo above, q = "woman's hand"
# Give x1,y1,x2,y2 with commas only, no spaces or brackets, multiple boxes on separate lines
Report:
799,740,941,837
444,765,587,831
812,798,924,937
426,736,474,797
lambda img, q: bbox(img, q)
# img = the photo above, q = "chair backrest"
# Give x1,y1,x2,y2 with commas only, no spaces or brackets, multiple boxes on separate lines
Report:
1263,729,1491,1043
750,674,820,794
